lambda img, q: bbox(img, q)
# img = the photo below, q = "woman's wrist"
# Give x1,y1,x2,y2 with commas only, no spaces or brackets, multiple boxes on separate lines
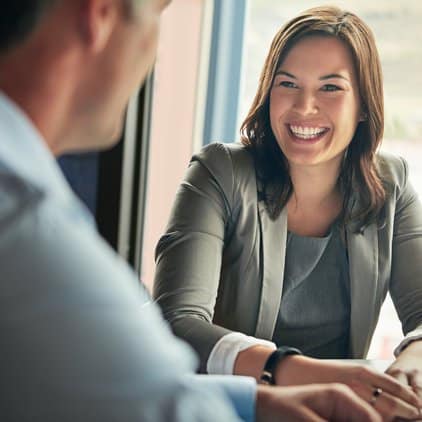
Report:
273,354,342,386
389,339,422,372
273,354,311,385
234,345,276,380
260,347,303,385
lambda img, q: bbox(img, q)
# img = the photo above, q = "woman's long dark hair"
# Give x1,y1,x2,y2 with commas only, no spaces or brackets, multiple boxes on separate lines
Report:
240,6,386,232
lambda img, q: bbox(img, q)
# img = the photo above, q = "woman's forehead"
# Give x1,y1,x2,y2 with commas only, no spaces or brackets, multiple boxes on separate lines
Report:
277,36,357,78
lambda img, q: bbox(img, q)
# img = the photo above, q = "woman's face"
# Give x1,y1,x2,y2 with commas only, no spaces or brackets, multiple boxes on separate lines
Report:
269,35,363,171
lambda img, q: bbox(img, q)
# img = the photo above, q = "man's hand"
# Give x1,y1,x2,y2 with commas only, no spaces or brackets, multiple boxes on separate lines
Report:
256,383,382,422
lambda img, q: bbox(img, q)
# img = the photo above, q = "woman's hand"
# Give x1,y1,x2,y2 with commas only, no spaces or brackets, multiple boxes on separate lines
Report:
386,340,422,408
256,383,381,422
274,355,422,421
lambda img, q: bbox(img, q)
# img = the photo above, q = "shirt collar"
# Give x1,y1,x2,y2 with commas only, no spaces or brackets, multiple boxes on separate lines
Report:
0,91,73,200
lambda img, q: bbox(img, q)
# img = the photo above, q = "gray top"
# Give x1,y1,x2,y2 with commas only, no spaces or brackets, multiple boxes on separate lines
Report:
272,222,351,358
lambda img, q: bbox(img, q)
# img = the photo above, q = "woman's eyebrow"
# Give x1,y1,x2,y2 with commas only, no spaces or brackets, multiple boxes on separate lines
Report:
275,70,350,82
275,70,296,78
319,73,350,81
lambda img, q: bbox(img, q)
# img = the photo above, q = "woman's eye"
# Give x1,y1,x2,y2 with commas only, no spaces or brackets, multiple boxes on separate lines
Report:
276,80,297,88
321,84,341,92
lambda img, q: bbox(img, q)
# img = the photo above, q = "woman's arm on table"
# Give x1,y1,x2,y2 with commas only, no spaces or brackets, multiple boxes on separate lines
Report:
153,143,242,370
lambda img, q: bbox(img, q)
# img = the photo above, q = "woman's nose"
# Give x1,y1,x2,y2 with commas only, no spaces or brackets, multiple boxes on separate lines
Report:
293,91,319,116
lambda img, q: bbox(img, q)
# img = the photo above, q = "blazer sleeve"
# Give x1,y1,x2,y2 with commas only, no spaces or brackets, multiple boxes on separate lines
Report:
153,142,238,372
388,156,422,337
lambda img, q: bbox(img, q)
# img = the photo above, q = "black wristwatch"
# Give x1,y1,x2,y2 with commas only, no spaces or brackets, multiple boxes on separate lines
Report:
260,346,303,385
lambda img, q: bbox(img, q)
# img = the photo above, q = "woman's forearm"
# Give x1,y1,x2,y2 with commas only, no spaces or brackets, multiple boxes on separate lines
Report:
234,346,319,384
233,345,275,380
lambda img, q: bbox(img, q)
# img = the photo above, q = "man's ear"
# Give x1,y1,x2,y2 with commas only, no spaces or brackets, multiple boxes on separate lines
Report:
79,0,120,53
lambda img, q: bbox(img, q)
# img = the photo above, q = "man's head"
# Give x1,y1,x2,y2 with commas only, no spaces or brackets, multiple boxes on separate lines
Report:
0,1,59,53
0,0,170,155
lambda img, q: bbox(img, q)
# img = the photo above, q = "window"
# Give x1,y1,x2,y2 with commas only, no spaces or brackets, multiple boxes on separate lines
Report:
140,0,212,290
140,0,248,290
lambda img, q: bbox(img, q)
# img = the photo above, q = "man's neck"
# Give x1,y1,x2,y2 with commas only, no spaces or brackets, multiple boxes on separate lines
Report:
0,43,78,156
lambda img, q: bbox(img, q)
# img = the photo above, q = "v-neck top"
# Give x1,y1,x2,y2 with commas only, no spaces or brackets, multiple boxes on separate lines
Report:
272,222,351,358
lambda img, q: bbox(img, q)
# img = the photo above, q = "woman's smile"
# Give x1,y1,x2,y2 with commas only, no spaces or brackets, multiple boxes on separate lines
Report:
286,124,330,144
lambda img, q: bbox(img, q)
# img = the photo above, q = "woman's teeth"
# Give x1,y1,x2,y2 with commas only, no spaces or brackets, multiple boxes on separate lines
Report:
289,125,327,139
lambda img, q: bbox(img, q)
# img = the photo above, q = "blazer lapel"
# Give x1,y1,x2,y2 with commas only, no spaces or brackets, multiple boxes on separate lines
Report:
347,220,379,357
255,203,287,339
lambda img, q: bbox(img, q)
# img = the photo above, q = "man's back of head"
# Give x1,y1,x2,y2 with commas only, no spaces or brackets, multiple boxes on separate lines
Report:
0,0,164,156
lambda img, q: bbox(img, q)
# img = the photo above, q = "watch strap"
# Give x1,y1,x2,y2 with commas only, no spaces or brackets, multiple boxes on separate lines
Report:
260,346,302,385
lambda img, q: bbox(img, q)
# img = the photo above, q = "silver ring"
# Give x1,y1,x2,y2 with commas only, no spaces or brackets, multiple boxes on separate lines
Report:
370,387,383,405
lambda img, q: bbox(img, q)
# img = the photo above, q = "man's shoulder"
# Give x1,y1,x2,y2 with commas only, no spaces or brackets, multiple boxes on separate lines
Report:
0,166,44,230
0,169,135,295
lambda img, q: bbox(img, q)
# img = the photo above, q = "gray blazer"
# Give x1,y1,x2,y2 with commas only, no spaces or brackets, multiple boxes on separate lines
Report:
154,142,422,371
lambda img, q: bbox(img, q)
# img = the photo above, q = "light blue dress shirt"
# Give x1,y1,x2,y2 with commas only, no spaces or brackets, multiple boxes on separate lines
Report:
0,93,255,421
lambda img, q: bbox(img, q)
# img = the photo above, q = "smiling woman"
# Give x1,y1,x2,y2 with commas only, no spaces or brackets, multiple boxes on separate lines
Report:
153,6,422,420
240,7,385,231
268,35,363,237
270,36,362,166
242,0,422,363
